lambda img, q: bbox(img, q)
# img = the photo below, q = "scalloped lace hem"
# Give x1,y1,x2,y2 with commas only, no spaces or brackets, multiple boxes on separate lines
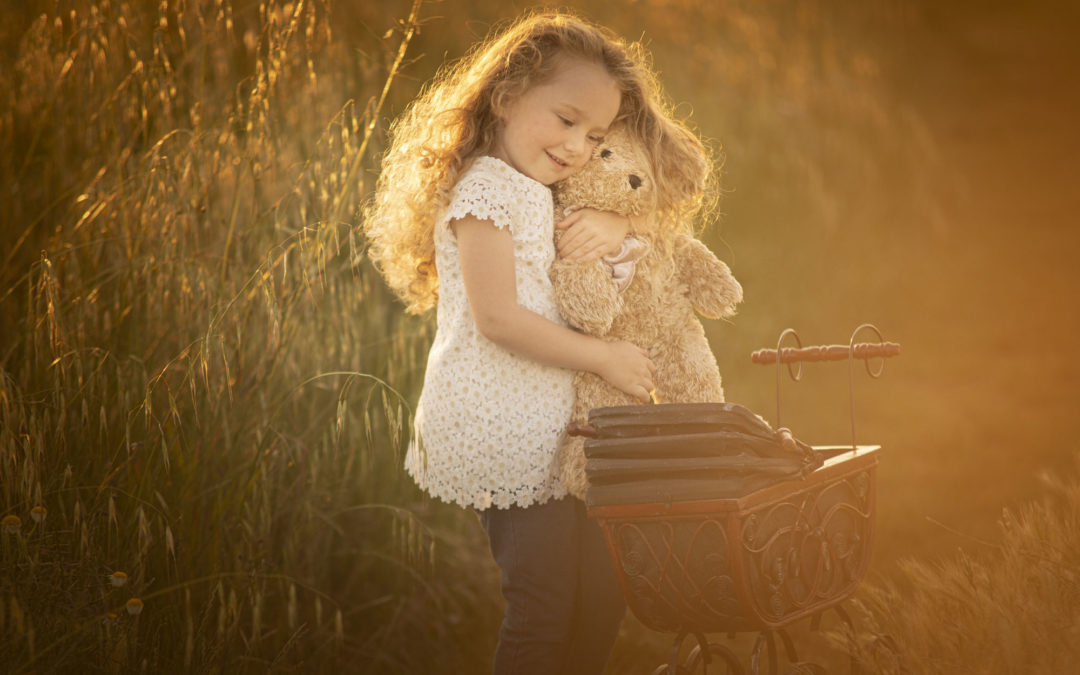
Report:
405,462,569,511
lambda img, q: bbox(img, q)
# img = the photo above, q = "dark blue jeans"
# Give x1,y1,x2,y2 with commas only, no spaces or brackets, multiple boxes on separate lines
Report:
476,496,626,675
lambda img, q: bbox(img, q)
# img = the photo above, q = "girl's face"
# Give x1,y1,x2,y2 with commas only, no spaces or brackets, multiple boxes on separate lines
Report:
491,58,621,186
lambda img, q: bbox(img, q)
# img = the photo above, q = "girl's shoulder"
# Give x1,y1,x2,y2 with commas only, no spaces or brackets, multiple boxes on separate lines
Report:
446,156,551,231
455,156,547,196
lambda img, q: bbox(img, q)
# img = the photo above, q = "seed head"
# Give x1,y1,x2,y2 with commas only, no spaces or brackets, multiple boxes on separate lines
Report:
31,506,47,523
2,514,21,534
110,571,129,587
126,597,144,616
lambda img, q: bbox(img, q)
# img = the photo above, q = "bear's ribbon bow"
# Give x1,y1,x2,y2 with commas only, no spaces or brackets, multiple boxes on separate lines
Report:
603,236,650,293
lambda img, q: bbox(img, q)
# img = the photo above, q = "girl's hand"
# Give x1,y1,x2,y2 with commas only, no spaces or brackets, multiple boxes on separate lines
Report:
598,341,655,403
555,208,630,261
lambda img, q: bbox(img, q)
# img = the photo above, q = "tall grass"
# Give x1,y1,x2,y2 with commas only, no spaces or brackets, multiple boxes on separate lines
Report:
0,1,498,672
846,458,1080,674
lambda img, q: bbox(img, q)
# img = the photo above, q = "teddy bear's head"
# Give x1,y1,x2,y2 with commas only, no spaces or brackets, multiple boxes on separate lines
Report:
554,126,656,223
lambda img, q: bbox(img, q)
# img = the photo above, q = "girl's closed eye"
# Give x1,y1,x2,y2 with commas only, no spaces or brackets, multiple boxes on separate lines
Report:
559,116,603,144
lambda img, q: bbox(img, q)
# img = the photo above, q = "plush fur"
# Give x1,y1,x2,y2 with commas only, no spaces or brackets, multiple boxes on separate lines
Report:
550,127,744,500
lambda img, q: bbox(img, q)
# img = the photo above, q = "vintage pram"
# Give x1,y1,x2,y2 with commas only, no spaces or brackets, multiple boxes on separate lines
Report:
574,326,899,674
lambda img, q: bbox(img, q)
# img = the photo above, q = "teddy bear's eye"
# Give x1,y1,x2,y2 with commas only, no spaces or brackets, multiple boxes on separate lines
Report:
599,149,612,159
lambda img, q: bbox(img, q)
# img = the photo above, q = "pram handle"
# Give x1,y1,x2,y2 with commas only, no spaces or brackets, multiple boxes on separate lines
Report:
751,341,900,365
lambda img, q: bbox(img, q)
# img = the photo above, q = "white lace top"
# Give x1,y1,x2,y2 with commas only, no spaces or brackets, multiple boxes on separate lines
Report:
405,156,574,510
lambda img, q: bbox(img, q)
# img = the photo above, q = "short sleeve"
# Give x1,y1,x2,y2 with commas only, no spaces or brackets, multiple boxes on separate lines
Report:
436,155,555,272
443,166,515,232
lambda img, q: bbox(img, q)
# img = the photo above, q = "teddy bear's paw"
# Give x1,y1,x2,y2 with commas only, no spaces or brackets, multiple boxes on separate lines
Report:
559,299,618,333
550,261,622,334
717,280,744,316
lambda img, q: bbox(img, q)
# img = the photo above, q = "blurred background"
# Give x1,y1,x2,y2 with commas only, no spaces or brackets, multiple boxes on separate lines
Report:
2,0,1078,672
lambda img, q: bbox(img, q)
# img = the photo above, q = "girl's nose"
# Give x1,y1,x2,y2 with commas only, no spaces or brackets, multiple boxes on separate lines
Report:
565,131,587,154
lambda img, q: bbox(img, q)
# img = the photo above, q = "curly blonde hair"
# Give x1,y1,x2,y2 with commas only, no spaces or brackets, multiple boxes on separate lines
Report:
364,10,713,314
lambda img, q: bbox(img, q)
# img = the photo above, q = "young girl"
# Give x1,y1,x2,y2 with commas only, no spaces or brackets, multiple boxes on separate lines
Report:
365,10,712,675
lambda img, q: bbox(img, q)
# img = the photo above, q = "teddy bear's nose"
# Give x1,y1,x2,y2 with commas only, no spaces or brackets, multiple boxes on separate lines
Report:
628,174,642,190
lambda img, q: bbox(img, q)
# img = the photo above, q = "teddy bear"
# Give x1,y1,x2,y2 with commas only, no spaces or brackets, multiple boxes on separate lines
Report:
550,126,744,500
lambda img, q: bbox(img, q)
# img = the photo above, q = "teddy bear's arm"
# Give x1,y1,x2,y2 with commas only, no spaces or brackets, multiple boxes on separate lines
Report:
674,234,744,318
549,257,621,334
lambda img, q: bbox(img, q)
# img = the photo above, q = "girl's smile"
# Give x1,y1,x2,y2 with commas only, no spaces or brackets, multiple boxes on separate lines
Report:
547,151,567,167
491,58,621,186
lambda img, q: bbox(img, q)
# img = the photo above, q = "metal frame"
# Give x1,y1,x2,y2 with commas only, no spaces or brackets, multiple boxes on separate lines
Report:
585,326,899,673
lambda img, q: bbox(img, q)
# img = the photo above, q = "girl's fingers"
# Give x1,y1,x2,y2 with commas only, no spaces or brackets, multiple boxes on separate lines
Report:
557,231,585,251
563,244,600,261
640,351,657,374
556,225,587,250
580,243,608,261
554,209,585,229
560,236,602,260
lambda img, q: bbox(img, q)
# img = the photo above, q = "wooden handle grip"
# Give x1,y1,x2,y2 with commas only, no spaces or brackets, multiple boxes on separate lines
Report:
752,342,901,365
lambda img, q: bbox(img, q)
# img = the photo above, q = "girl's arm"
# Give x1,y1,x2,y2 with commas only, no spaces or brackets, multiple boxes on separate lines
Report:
454,215,655,402
554,208,636,260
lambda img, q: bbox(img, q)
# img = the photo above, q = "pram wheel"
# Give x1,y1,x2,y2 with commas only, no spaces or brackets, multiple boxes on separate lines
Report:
685,642,744,674
652,631,745,674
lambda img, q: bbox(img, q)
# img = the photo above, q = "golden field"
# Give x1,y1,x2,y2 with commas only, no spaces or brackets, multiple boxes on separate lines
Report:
2,1,1078,672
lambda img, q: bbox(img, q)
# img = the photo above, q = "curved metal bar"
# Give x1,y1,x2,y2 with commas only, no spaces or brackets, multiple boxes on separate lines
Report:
693,632,710,671
682,632,721,673
849,324,887,379
715,643,747,674
776,627,799,664
695,630,712,669
685,643,703,673
682,638,744,674
775,328,803,428
750,633,764,675
668,629,690,675
847,323,885,452
750,631,778,675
